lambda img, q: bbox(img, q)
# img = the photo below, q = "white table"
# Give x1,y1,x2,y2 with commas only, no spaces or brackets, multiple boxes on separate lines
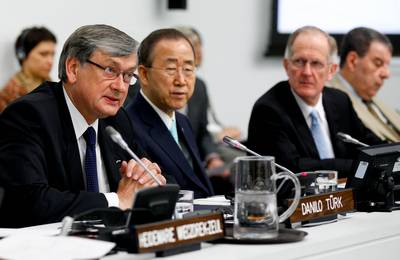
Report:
106,210,400,260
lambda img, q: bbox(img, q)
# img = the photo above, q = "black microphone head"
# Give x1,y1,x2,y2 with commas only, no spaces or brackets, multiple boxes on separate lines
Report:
223,135,247,151
222,136,235,145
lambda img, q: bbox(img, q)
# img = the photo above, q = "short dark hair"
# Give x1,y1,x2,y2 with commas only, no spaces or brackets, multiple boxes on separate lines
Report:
138,28,195,67
58,24,138,82
15,26,57,65
339,27,393,68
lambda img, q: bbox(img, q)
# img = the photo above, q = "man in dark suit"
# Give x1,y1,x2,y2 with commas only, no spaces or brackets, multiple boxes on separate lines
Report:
247,26,382,178
0,25,165,227
126,29,214,199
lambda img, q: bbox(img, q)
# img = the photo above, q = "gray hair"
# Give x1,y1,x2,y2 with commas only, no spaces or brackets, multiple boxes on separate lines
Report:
58,24,139,82
174,26,202,45
284,26,336,63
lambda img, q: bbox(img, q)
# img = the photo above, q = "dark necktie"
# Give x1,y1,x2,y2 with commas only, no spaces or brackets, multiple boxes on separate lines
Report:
83,127,99,192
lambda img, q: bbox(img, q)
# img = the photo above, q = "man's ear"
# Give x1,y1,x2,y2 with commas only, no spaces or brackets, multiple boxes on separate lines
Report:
283,58,290,76
346,51,359,71
327,63,338,81
138,65,149,87
65,57,80,84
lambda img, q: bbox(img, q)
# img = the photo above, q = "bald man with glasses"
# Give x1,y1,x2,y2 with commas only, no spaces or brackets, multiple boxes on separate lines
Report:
247,26,382,179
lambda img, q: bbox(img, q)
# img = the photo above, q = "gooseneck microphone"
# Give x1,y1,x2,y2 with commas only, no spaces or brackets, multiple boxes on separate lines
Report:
337,132,369,147
105,126,162,185
223,136,294,174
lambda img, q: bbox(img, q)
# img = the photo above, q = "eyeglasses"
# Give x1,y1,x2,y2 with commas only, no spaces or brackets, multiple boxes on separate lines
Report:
86,60,138,84
147,65,196,78
290,58,329,71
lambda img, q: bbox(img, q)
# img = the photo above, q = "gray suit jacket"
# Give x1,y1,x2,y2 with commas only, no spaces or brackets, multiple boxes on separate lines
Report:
328,74,400,142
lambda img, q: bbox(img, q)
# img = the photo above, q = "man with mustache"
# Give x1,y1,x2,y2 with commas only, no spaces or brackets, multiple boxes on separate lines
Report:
328,27,400,142
247,26,382,179
126,29,214,199
0,24,166,227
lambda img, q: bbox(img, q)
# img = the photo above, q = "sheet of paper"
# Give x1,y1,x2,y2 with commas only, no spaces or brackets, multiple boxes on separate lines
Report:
0,235,115,259
0,223,61,238
194,195,230,206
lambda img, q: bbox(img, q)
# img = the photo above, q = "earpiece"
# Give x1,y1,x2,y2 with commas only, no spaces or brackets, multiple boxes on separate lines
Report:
15,29,30,62
16,47,25,61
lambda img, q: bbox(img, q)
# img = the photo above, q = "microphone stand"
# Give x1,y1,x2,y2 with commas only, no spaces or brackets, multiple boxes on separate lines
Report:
223,136,294,193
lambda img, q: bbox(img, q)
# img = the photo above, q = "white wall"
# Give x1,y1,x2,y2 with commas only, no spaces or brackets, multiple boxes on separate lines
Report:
0,0,399,138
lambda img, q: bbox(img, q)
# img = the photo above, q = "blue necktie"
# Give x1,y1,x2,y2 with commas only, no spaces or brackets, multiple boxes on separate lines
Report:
83,127,99,192
310,110,331,159
170,118,180,145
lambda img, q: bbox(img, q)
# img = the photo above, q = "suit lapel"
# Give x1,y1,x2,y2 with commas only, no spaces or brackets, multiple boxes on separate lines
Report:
136,94,210,194
98,120,120,191
54,83,85,190
283,85,319,158
322,88,343,155
176,115,213,194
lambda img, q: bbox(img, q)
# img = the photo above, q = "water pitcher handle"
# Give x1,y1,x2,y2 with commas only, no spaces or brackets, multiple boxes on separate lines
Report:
273,171,301,223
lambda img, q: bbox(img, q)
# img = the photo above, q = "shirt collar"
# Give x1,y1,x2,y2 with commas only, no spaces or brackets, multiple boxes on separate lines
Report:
337,72,364,103
140,89,176,129
290,87,325,121
63,85,99,140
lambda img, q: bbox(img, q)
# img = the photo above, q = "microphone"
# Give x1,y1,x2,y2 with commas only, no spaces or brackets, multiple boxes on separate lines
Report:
105,126,162,185
337,132,369,147
222,136,294,174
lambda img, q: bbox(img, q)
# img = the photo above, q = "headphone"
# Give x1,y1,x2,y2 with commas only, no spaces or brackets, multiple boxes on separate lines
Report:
16,29,30,62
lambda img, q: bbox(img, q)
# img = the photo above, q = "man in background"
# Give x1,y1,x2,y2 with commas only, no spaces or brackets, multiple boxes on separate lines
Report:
126,28,214,198
328,27,400,142
247,26,382,178
0,24,165,227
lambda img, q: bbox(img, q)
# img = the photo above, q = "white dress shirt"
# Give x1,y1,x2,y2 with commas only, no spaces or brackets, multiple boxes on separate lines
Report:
63,86,119,207
291,88,335,158
140,89,176,130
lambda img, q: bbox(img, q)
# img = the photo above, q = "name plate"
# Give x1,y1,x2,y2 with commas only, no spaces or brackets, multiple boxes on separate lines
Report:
288,189,354,223
132,212,225,253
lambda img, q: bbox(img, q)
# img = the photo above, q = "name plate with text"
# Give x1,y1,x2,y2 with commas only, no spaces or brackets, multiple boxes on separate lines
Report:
288,189,355,223
132,212,225,253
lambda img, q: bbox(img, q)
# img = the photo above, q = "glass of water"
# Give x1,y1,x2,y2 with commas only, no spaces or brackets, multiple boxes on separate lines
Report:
174,190,194,219
233,156,301,239
314,170,338,194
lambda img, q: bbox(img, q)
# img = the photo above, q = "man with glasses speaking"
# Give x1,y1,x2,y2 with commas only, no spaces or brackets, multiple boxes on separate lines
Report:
125,29,214,199
0,24,166,227
247,26,382,179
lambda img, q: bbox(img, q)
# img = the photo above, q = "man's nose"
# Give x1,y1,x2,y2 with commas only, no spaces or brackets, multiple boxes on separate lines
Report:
380,65,390,79
111,74,128,91
301,62,313,75
173,69,186,85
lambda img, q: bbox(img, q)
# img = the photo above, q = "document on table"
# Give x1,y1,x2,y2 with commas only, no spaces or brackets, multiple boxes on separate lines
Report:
194,195,231,206
0,235,115,259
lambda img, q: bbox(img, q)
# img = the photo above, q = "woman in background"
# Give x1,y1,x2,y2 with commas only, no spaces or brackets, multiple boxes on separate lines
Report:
0,26,56,111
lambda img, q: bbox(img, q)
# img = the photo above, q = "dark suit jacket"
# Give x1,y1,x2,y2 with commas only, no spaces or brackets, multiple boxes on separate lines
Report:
126,92,214,199
186,78,218,160
124,78,218,161
247,81,382,178
0,81,143,227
